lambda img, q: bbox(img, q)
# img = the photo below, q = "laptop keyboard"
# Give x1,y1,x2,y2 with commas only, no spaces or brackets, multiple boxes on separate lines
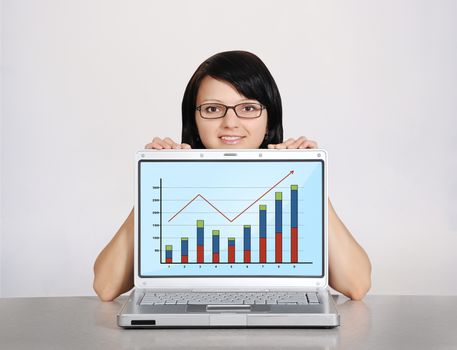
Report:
140,291,319,306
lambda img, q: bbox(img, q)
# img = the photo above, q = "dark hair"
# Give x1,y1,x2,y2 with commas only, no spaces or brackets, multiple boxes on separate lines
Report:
181,51,283,148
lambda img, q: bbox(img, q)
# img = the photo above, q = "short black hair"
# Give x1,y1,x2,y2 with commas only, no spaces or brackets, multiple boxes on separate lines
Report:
181,51,283,148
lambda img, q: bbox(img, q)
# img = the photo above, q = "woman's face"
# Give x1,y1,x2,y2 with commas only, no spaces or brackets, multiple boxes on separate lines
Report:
195,76,268,149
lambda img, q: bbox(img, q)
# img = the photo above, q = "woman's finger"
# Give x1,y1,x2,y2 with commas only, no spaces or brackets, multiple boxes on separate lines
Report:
283,138,295,146
156,139,171,149
145,137,171,149
163,137,180,149
274,138,293,149
145,139,163,149
286,136,307,149
298,140,318,149
145,138,193,150
153,137,172,149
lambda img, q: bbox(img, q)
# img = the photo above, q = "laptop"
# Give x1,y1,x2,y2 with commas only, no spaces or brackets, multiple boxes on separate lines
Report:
117,149,340,328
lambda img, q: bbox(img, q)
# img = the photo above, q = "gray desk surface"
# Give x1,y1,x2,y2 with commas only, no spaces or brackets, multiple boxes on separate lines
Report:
0,295,456,350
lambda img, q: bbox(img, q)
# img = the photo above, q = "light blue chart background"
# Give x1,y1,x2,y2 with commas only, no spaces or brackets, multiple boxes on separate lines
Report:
140,160,324,277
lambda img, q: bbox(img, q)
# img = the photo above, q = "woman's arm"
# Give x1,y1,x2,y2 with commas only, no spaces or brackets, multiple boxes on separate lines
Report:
269,136,372,300
93,138,190,301
93,209,135,301
328,199,371,300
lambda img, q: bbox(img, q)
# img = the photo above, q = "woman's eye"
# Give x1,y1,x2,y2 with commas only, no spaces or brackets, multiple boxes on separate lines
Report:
242,104,258,112
205,106,220,113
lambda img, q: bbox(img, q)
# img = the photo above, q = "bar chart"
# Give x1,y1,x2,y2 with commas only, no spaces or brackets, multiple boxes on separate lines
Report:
161,183,302,264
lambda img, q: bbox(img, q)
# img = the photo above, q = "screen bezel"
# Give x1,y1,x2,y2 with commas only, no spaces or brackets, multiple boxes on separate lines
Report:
134,149,328,290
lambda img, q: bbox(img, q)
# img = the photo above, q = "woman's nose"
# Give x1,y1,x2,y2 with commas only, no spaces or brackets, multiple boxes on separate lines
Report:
220,108,240,127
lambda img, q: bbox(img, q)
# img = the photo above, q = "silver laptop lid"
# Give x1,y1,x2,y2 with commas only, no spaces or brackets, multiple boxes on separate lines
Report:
134,149,328,290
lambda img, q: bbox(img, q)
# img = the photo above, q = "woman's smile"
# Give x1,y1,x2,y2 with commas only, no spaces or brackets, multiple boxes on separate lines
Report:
219,135,246,145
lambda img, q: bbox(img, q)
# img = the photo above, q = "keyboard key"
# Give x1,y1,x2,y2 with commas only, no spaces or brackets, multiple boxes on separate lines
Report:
306,293,319,304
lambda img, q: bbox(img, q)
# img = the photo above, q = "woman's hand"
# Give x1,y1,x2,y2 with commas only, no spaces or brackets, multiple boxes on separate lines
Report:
145,137,192,150
267,136,318,149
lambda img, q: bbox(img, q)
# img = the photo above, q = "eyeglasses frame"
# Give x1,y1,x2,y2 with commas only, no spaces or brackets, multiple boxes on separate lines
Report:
196,102,266,120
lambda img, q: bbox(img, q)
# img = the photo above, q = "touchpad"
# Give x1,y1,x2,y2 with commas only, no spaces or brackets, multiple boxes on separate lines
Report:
206,305,251,312
186,304,270,313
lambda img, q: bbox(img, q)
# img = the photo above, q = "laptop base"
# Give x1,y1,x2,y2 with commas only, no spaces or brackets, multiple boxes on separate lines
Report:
118,289,340,328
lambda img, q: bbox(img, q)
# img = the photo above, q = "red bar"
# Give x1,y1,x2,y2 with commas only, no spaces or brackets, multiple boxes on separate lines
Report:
291,227,298,263
244,250,251,263
213,253,219,263
259,237,266,263
228,246,235,263
197,246,204,263
166,258,172,263
275,232,282,263
181,256,188,263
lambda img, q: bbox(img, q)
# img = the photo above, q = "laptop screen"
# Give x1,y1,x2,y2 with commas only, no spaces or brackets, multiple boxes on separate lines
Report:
138,159,324,278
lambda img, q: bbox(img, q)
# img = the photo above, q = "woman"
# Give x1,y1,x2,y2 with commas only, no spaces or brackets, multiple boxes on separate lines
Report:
93,51,371,301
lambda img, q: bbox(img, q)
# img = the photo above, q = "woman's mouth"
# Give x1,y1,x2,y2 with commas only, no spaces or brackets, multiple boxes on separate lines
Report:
219,136,245,145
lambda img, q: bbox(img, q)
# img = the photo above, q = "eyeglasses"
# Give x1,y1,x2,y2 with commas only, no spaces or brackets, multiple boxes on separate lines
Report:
196,103,266,119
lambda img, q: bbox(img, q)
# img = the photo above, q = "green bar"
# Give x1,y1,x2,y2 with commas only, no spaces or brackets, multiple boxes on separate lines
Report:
291,185,298,190
228,237,235,242
243,225,251,229
259,204,267,211
212,230,220,236
166,245,172,251
181,237,188,241
197,220,204,228
275,192,283,200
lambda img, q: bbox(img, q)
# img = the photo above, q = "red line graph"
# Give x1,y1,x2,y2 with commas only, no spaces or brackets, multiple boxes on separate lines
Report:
167,170,294,223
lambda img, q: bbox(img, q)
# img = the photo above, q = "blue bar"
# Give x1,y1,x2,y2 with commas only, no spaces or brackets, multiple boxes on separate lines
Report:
181,238,188,257
291,186,298,228
244,225,251,251
197,228,204,246
212,233,220,254
259,205,267,239
275,193,282,233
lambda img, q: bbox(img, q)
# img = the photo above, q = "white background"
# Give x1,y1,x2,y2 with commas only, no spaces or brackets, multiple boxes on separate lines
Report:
1,0,456,297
